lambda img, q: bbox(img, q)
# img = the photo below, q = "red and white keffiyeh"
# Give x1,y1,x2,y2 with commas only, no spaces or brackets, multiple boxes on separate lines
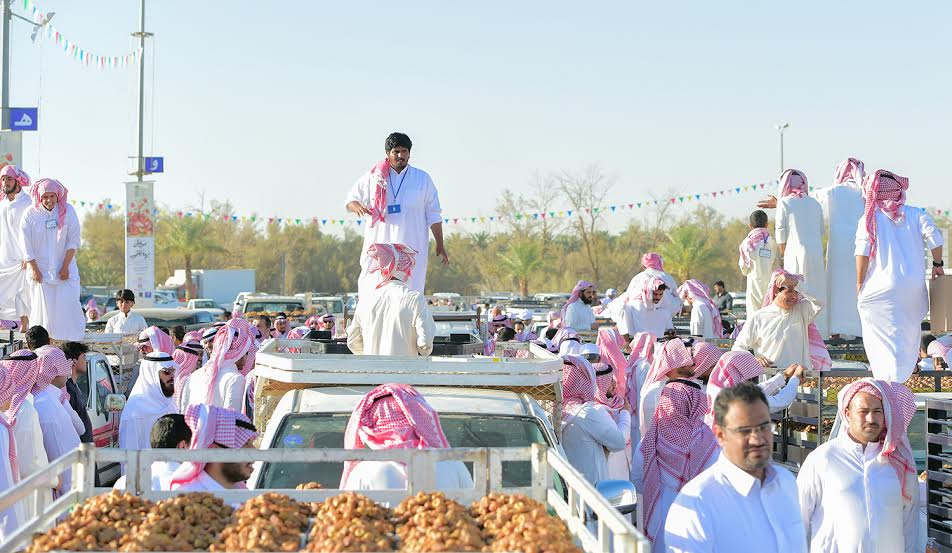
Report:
31,178,69,231
641,252,664,271
861,169,909,261
546,310,560,329
561,355,597,418
641,276,666,304
594,364,624,410
367,159,391,228
559,280,595,328
339,383,451,488
643,339,695,387
0,353,34,481
834,157,865,186
172,340,203,406
705,351,764,426
629,332,656,366
738,227,771,269
837,379,917,502
928,340,951,363
762,269,832,372
641,380,718,542
32,346,72,403
169,404,257,488
138,326,175,356
1,349,39,427
690,342,722,377
597,329,629,401
678,280,724,338
366,242,417,288
489,314,513,335
0,164,30,191
205,318,257,402
778,169,809,199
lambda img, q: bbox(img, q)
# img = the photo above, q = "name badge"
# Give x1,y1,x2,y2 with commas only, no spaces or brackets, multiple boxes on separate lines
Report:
45,219,57,229
387,204,401,214
758,247,772,258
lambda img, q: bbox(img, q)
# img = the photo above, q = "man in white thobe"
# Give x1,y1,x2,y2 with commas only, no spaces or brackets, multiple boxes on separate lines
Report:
346,132,447,298
705,351,803,428
677,280,722,339
347,243,435,356
771,169,827,337
114,413,191,492
0,165,33,329
560,280,597,331
608,252,680,339
119,352,177,452
664,382,806,553
813,158,866,338
183,318,253,412
739,210,780,318
22,179,85,341
856,169,944,383
104,289,147,335
32,346,81,496
798,379,919,552
340,384,473,491
170,404,257,492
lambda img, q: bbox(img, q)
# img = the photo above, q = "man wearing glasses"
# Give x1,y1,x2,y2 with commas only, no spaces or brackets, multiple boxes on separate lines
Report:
663,382,806,553
118,351,177,452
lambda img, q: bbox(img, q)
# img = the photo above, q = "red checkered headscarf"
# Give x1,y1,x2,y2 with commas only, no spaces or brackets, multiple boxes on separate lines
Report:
561,355,597,418
705,351,763,427
138,326,175,356
690,342,722,377
169,404,257,489
641,276,666,304
31,178,69,231
366,243,417,288
834,157,865,186
861,169,909,261
593,363,624,410
641,380,718,542
1,349,39,426
644,339,695,387
629,332,656,366
0,164,30,192
340,384,451,488
837,379,917,502
172,340,203,406
31,346,72,403
559,280,595,328
0,359,25,482
641,252,664,271
678,280,724,338
762,269,832,372
205,318,257,402
367,159,391,228
778,169,808,198
738,227,771,269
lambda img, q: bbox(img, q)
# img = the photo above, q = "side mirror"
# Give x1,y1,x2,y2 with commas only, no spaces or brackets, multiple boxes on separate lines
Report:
595,479,637,515
105,393,126,412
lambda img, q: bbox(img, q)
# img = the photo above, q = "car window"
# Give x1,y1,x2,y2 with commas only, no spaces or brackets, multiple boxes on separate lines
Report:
93,359,114,417
909,410,926,472
76,368,91,409
196,312,214,324
244,302,305,313
258,413,549,490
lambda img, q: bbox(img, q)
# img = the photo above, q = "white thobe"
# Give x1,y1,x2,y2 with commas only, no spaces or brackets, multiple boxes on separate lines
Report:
663,457,807,553
776,195,827,336
740,234,780,318
104,312,148,335
0,191,32,320
22,204,85,341
182,361,246,412
118,399,175,452
0,425,22,543
610,299,676,338
856,206,943,383
732,297,821,369
563,300,596,331
561,403,631,485
173,469,233,492
797,434,919,553
689,303,717,338
113,461,181,492
10,397,52,518
629,358,652,455
631,441,719,553
342,460,474,491
346,281,435,356
815,183,865,337
703,374,799,428
34,385,81,494
347,165,442,298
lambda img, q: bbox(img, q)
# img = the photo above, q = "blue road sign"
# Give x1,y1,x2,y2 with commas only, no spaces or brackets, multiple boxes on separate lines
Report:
9,108,38,131
144,157,164,173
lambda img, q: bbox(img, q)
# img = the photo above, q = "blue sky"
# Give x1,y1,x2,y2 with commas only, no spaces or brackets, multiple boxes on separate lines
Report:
9,1,951,233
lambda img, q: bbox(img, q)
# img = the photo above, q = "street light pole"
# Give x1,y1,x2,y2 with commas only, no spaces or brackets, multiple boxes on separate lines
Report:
132,0,150,182
774,122,790,174
2,0,11,130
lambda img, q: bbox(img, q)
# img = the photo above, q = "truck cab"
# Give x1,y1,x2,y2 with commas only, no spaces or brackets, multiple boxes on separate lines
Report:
75,350,126,484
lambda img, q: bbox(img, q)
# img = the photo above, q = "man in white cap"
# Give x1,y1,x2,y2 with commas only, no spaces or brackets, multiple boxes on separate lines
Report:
798,379,919,552
601,288,617,308
119,351,177,451
347,243,435,356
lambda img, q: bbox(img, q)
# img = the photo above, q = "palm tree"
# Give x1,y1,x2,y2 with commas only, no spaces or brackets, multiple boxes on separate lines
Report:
157,215,226,300
657,226,720,282
469,231,492,250
498,241,544,297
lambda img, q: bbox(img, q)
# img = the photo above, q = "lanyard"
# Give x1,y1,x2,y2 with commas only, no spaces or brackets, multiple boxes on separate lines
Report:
390,167,409,202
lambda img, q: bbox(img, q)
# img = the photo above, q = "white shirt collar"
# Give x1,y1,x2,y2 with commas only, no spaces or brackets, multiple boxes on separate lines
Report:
717,455,778,497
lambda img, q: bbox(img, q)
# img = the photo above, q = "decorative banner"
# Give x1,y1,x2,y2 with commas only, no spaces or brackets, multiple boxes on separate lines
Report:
25,0,143,70
69,178,784,229
124,181,155,307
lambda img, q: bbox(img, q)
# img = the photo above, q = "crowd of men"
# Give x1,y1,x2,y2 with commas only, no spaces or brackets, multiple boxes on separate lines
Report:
0,134,950,553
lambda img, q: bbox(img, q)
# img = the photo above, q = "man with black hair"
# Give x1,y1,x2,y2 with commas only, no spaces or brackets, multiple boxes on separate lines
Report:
346,132,446,298
104,289,147,334
25,324,49,350
739,210,780,317
170,325,185,347
62,341,93,444
113,413,192,491
711,281,732,312
664,382,805,552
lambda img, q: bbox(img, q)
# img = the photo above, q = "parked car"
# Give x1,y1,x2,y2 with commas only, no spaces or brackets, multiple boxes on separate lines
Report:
186,298,228,318
238,295,307,315
75,351,126,484
97,308,218,331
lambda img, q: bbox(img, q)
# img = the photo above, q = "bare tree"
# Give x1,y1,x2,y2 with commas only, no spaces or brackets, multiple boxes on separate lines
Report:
644,186,679,249
558,165,614,283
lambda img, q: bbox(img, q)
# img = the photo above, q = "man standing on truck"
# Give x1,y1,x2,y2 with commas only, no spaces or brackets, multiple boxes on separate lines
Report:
119,351,177,451
339,383,472,491
346,132,447,298
0,165,34,331
169,404,257,492
347,243,435,357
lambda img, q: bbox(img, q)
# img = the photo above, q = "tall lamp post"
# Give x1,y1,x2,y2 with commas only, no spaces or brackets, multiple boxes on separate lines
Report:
774,122,789,174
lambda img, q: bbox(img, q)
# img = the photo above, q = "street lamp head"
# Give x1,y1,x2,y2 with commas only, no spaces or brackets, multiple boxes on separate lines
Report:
774,122,790,132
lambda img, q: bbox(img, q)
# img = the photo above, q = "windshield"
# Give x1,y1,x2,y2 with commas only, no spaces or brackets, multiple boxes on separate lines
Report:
257,413,549,489
244,301,305,313
137,312,215,327
314,300,344,314
192,300,216,308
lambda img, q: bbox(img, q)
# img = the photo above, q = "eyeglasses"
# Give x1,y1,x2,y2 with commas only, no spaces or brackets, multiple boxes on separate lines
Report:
724,422,775,438
158,368,175,377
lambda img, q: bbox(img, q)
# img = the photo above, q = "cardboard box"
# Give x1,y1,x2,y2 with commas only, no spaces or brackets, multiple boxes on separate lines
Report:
931,275,952,334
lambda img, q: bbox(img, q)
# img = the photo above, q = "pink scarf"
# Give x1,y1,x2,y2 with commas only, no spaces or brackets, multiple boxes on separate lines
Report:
561,355,597,418
204,318,256,403
641,380,718,542
0,164,30,191
833,157,865,186
596,329,632,413
594,364,624,410
367,159,390,228
366,242,417,288
0,353,35,481
169,404,257,489
861,169,908,261
641,276,666,303
641,252,664,271
762,269,832,372
1,350,39,427
837,379,917,502
32,346,72,404
738,227,770,269
339,383,450,488
643,339,695,387
172,340,202,406
778,169,808,198
559,280,595,328
677,280,724,338
31,178,69,231
138,326,175,355
705,351,763,426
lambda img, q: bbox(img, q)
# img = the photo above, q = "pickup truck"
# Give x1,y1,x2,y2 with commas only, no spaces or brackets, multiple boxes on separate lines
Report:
74,350,127,484
185,298,227,318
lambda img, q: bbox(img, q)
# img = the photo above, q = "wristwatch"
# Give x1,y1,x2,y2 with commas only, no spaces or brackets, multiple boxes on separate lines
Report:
935,260,945,267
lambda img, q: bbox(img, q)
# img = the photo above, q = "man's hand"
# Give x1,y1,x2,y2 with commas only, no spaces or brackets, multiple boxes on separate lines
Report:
933,265,945,279
31,265,42,283
59,265,69,281
435,243,449,265
785,364,806,379
624,398,631,412
856,281,863,295
346,201,371,217
757,195,778,209
757,356,774,368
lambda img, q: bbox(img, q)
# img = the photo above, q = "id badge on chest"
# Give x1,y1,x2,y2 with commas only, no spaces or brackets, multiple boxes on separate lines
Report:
387,204,401,214
45,219,57,229
759,247,772,258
